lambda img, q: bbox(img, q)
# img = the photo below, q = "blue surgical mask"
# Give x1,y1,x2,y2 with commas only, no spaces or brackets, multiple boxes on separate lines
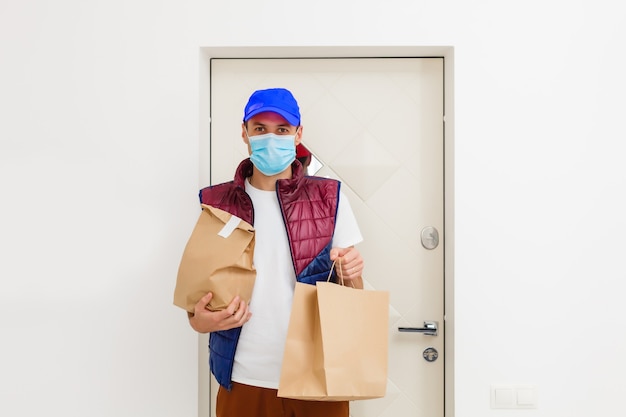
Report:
247,132,297,176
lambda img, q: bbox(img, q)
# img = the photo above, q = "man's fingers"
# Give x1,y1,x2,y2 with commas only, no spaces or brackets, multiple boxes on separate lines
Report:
231,301,251,325
330,247,349,260
224,296,241,314
195,292,213,312
231,302,243,321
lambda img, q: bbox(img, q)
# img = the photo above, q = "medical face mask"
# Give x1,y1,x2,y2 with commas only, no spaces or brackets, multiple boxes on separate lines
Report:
247,132,297,176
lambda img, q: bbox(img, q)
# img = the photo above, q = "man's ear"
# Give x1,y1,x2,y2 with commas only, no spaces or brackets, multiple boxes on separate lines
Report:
295,126,303,146
241,123,249,145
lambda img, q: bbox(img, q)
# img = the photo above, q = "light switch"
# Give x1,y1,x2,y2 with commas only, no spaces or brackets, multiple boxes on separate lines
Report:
516,386,537,408
494,388,515,407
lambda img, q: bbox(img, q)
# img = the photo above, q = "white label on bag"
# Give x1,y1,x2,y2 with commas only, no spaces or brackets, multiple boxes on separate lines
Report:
218,215,241,238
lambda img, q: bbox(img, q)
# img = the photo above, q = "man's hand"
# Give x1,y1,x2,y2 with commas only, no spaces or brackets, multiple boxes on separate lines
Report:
188,292,252,333
330,247,364,289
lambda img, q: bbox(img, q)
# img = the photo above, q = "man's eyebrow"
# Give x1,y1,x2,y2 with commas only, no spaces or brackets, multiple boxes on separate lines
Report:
250,121,291,127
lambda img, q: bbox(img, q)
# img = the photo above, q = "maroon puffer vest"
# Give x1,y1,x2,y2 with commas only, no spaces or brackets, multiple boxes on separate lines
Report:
198,158,340,389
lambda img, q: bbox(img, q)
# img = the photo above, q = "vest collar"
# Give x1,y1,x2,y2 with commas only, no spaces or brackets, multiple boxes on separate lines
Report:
233,158,305,189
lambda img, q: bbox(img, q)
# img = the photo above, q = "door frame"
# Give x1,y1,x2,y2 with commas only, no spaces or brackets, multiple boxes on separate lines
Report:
198,46,455,417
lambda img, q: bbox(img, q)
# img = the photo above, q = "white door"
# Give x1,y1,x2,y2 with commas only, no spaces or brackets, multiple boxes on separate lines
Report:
203,57,445,417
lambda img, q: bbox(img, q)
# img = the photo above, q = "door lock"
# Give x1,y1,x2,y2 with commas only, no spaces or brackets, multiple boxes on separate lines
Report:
421,226,439,250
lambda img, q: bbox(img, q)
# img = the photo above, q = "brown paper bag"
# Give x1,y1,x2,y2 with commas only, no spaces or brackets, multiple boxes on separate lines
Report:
173,204,255,313
278,280,389,401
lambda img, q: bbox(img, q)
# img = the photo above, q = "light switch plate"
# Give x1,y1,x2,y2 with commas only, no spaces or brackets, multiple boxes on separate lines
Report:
491,385,537,409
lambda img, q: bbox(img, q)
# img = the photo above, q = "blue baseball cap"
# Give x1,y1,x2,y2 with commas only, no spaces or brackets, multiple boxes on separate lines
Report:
243,88,301,126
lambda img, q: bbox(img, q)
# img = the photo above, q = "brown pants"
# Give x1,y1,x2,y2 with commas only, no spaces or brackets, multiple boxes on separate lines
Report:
217,382,349,417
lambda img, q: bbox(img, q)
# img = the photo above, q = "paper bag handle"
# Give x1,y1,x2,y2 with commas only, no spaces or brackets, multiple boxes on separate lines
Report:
326,259,354,288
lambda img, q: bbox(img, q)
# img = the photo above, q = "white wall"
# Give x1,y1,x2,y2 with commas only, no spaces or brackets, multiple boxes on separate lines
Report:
1,1,624,416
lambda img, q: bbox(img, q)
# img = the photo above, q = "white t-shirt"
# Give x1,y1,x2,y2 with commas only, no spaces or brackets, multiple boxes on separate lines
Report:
230,178,363,389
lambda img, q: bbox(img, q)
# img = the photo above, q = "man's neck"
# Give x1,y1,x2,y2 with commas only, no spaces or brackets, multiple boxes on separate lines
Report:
248,166,292,191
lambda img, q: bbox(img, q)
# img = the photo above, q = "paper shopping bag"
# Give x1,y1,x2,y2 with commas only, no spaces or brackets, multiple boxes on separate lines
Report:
173,204,255,313
278,281,389,401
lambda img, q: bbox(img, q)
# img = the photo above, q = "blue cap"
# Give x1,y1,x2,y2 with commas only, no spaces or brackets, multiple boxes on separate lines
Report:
243,88,301,126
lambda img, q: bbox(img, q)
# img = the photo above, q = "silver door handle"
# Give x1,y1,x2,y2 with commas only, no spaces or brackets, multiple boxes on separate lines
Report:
398,321,438,336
